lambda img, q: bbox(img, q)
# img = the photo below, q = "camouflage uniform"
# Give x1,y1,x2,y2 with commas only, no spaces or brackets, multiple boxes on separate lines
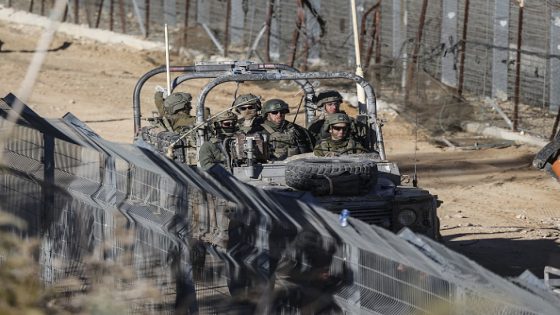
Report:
308,90,369,146
199,137,231,170
313,138,367,157
198,111,238,170
154,91,196,132
313,113,369,157
260,99,313,160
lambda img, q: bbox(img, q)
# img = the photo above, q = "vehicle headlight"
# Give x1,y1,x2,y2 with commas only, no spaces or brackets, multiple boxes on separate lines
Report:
397,209,417,226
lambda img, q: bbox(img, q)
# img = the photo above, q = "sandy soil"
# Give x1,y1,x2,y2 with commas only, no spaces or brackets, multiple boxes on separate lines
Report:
1,19,559,279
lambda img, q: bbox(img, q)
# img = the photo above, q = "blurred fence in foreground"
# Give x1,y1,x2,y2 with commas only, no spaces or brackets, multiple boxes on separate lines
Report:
1,93,560,313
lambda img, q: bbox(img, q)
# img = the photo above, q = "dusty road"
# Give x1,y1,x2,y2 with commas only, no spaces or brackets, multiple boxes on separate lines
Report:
1,20,559,278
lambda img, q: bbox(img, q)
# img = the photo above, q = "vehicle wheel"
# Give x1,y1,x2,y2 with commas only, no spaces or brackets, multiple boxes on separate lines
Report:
285,158,377,196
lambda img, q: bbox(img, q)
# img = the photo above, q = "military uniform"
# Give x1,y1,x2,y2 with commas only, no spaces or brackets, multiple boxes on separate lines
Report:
308,114,368,145
261,120,313,160
232,94,264,134
237,116,264,134
198,111,238,171
199,137,231,170
259,99,314,160
153,91,196,132
313,138,368,157
313,112,369,157
166,112,196,132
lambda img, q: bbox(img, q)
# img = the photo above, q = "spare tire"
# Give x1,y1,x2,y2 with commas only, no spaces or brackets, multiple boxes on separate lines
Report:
285,158,377,196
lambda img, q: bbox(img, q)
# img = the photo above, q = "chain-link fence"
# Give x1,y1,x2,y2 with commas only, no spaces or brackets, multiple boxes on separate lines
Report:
2,93,560,314
2,0,560,140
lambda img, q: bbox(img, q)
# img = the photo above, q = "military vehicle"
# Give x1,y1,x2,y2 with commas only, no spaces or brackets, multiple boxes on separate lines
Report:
133,61,441,240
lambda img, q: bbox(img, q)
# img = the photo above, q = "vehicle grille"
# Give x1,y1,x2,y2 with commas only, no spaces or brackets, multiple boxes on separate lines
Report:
321,202,393,227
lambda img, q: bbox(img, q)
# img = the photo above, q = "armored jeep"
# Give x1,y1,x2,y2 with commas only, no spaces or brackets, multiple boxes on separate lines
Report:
133,61,441,239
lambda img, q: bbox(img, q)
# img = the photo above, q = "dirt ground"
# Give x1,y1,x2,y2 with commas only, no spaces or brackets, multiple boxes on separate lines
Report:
1,20,559,279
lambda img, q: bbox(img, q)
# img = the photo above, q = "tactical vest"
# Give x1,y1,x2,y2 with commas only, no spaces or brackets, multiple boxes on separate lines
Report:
315,138,362,157
168,113,195,132
237,116,264,134
262,121,301,160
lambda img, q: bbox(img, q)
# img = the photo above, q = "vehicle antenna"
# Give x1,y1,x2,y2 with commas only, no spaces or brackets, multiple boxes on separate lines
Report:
164,24,171,96
292,95,305,125
233,81,240,103
350,0,366,112
413,112,419,188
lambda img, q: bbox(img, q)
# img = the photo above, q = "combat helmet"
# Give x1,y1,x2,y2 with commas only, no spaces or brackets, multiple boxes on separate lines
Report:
164,92,192,115
213,111,238,124
233,94,261,112
325,113,351,127
212,111,238,135
261,99,290,116
316,90,343,108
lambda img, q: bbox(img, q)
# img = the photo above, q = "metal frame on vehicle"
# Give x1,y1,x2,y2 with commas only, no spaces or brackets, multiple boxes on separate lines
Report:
132,61,386,160
131,61,439,240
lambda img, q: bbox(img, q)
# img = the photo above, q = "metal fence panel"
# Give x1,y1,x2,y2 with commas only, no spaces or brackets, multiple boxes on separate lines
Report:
2,93,560,313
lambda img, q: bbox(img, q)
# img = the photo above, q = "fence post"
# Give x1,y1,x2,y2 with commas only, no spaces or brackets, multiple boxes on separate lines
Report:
374,4,381,66
74,0,79,24
118,0,126,33
146,0,150,37
288,0,305,67
95,0,104,28
224,0,231,57
513,0,524,131
491,1,510,101
63,1,68,22
457,0,469,95
404,0,428,104
549,9,560,120
109,0,114,31
441,0,458,89
265,0,274,62
183,0,190,46
361,4,376,70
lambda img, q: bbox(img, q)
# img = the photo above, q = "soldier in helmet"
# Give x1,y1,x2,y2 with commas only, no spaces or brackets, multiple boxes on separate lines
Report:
232,93,264,134
154,91,196,132
308,90,368,146
308,90,343,140
260,99,314,160
198,111,238,171
313,113,369,157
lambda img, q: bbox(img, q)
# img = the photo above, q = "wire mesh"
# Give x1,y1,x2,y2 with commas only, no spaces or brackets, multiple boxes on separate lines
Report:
1,94,560,313
3,0,559,138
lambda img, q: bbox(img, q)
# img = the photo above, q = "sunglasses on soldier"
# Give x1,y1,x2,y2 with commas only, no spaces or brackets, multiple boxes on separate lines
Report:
239,105,256,111
269,110,286,115
331,125,348,131
221,121,234,127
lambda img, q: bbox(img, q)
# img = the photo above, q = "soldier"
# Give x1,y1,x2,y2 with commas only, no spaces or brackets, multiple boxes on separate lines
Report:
308,90,368,146
314,113,369,157
307,90,343,140
260,99,314,160
154,91,196,132
232,93,264,134
198,111,238,171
